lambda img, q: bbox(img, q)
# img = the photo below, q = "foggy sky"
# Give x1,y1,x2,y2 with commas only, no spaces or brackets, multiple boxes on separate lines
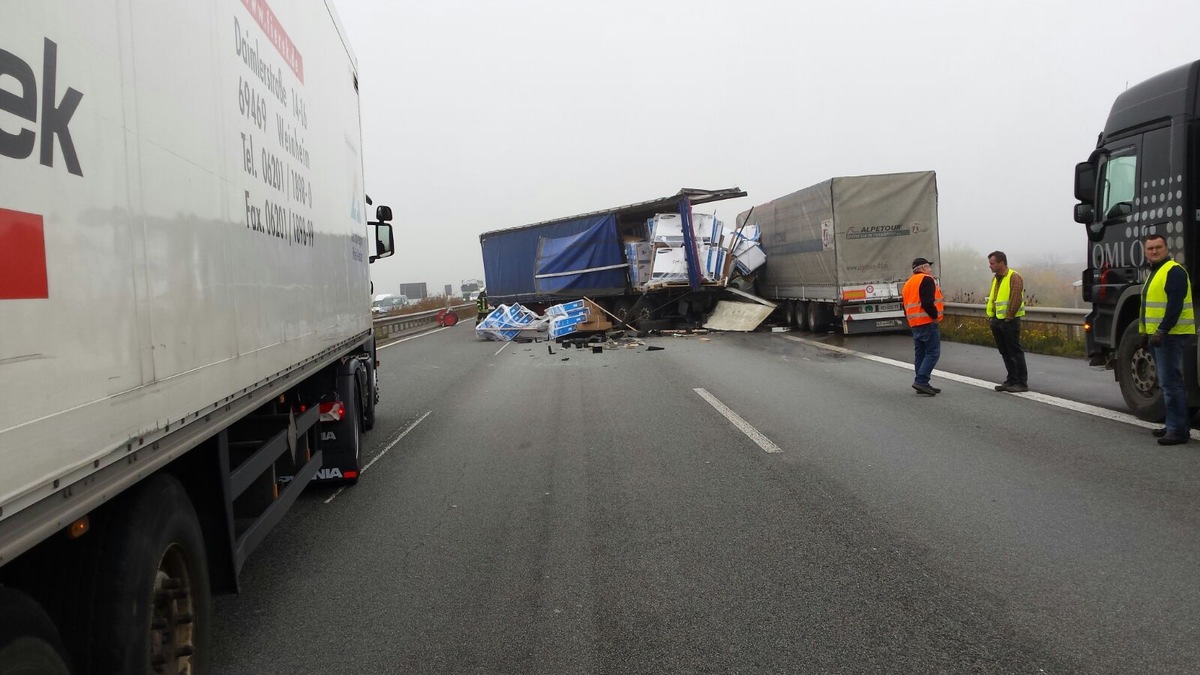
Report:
334,0,1200,297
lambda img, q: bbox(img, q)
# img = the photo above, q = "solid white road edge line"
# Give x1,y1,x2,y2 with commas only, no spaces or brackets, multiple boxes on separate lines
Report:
780,334,1196,439
377,326,451,350
694,387,783,453
493,342,510,356
324,410,433,504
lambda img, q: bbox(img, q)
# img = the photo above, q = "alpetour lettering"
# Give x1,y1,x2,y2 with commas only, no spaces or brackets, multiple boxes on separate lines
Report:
234,18,287,104
846,224,908,240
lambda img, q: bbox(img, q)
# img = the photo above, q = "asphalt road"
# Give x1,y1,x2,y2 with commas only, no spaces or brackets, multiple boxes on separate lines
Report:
211,325,1200,674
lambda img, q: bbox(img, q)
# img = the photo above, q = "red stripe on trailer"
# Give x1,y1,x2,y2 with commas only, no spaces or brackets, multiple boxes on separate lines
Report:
0,208,49,300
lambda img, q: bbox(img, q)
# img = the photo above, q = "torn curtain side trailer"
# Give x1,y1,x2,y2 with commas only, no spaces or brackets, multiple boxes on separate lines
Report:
478,187,749,326
742,171,941,335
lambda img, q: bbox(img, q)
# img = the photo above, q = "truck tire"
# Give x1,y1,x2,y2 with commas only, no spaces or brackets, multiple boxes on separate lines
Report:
0,588,71,675
795,301,810,331
807,302,824,332
90,474,211,675
1117,321,1165,422
781,301,795,328
611,298,635,325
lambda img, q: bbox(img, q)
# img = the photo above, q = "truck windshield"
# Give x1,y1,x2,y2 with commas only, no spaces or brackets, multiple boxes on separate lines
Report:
1099,151,1137,221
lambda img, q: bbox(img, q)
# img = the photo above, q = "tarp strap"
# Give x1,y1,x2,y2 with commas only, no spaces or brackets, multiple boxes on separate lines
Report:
534,263,630,279
680,196,701,290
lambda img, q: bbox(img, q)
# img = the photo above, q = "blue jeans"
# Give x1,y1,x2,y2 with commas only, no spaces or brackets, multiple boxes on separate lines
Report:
911,323,941,386
1153,334,1188,436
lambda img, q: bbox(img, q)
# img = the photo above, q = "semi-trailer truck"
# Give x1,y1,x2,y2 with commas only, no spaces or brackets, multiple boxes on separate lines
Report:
479,187,748,325
0,1,395,672
742,171,941,334
1073,60,1199,420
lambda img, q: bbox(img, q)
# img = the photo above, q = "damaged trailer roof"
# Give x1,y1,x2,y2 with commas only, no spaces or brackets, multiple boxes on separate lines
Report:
478,187,747,238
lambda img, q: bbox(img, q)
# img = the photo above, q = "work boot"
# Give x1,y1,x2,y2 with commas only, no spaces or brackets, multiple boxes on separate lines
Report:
1158,434,1190,446
994,382,1013,391
1006,383,1029,392
1152,428,1168,438
912,383,937,396
930,386,942,394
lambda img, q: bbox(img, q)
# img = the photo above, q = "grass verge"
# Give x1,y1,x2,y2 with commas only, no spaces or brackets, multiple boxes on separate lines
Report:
940,316,1086,358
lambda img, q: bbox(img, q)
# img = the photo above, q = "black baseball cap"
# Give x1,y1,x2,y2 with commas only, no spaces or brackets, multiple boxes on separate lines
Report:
912,257,932,269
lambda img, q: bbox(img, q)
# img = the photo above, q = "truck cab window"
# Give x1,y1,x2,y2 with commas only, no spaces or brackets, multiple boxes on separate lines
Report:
1099,152,1137,221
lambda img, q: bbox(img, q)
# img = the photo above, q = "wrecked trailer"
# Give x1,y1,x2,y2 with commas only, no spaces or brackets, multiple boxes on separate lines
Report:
479,187,769,328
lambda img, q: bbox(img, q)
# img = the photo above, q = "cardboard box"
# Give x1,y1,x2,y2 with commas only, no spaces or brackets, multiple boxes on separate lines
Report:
549,314,586,339
734,244,766,275
650,247,688,284
625,241,653,264
629,261,653,287
574,298,613,331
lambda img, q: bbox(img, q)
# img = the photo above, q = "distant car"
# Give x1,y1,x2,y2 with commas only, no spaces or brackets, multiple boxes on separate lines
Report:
371,295,408,315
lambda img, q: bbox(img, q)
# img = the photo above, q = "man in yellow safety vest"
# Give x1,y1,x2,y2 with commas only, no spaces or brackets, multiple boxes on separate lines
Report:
986,251,1028,392
1140,234,1195,445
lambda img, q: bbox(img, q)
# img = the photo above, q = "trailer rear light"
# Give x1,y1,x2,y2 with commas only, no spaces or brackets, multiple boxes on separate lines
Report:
319,401,345,422
343,471,358,479
1084,321,1092,332
68,516,90,539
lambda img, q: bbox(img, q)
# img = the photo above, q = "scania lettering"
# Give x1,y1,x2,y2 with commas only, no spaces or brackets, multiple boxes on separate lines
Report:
0,1,399,672
1072,60,1199,420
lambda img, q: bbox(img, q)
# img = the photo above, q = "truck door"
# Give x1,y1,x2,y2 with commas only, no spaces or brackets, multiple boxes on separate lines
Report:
1090,126,1173,335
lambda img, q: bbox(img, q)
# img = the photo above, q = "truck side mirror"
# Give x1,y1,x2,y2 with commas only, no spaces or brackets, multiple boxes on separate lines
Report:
376,205,393,222
1074,162,1097,203
370,223,394,263
1074,203,1094,225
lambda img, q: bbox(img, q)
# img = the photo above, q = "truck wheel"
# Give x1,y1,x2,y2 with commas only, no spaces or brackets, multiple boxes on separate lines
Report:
780,301,795,328
0,588,71,675
611,298,635,325
794,301,810,331
1117,321,1165,421
92,474,210,675
806,302,824,332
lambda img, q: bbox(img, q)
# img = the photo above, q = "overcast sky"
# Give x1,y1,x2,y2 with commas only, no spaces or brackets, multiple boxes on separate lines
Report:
335,0,1200,297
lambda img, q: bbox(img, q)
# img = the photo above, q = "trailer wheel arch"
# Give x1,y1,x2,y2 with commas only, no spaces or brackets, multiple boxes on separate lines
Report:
0,587,72,675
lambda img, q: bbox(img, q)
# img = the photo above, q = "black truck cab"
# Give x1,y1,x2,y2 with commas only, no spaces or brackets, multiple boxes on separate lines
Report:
1073,60,1200,420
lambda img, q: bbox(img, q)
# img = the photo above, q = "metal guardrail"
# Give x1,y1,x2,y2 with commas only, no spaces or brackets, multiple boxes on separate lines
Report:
371,302,1086,340
373,303,474,340
943,303,1088,326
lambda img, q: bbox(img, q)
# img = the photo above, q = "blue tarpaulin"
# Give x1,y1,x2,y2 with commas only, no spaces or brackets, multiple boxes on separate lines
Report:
481,213,627,304
534,214,627,295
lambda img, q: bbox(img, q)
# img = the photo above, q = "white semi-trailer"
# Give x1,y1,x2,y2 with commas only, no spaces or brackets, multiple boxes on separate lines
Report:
0,1,395,672
743,171,941,334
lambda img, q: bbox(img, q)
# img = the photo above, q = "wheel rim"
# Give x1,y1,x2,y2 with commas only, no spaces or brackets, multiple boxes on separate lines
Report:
150,544,197,673
1130,346,1158,398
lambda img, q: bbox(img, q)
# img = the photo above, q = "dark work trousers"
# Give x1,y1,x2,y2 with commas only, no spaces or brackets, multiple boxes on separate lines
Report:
990,317,1028,386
